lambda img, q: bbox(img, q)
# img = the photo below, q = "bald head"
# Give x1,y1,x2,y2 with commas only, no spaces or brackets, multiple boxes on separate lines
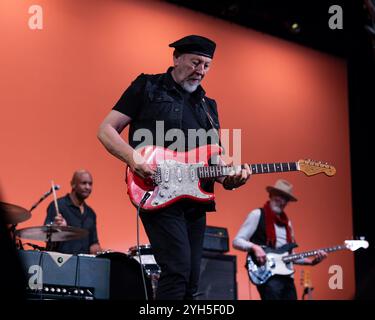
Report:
71,170,92,184
71,170,93,201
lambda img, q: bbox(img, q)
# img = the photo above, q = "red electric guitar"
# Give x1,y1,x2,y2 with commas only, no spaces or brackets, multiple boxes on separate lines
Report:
126,144,336,211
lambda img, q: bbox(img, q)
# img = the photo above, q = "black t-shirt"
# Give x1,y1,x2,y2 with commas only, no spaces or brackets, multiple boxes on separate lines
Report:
44,194,99,255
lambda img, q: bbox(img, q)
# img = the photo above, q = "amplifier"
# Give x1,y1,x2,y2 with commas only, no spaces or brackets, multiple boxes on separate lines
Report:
197,251,237,300
18,250,110,300
203,225,229,253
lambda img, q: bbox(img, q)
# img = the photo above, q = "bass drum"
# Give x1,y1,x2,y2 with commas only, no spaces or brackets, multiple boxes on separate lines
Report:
96,251,153,300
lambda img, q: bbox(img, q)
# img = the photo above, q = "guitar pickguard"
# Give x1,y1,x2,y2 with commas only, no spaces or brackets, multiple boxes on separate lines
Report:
150,160,211,207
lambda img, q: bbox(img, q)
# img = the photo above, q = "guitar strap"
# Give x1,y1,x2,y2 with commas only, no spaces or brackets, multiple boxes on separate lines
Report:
201,98,221,147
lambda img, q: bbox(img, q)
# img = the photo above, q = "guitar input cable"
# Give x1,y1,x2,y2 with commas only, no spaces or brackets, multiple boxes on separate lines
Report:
136,191,151,301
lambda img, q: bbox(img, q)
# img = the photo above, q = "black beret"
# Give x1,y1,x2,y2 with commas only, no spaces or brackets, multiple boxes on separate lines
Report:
169,35,216,59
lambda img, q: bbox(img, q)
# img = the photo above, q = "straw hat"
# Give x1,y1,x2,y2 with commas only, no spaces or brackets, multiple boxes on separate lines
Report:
266,179,297,202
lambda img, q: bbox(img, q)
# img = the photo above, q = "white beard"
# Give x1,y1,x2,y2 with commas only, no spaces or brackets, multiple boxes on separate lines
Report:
181,80,200,93
270,201,283,214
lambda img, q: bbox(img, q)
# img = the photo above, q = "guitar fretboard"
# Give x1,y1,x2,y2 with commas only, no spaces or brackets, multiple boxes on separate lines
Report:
197,162,298,179
283,245,347,263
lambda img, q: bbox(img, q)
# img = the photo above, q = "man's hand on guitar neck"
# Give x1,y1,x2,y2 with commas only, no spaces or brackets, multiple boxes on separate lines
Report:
222,163,251,190
305,250,328,265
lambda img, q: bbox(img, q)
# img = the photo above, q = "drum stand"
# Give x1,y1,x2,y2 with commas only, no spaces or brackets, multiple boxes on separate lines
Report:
45,226,54,251
150,272,160,300
9,223,24,250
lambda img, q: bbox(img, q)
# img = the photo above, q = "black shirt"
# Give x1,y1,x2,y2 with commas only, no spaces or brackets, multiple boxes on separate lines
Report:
44,194,99,255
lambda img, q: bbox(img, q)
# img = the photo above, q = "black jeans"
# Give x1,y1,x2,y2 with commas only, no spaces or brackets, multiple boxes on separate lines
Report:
257,275,297,300
140,201,206,300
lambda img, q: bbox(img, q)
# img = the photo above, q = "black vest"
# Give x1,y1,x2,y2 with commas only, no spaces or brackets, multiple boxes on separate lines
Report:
128,71,220,150
249,208,268,246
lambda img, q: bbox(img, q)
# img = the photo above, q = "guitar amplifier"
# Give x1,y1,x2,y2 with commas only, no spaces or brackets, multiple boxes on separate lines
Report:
18,250,110,300
203,225,229,253
197,251,237,300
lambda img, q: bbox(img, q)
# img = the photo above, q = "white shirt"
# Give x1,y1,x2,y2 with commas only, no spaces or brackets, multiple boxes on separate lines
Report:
233,208,306,266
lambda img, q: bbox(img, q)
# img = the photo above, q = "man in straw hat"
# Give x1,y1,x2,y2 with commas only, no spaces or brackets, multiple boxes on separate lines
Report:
233,179,327,300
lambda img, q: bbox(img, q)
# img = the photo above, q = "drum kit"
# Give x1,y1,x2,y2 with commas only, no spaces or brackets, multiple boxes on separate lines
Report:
1,200,161,300
1,201,88,250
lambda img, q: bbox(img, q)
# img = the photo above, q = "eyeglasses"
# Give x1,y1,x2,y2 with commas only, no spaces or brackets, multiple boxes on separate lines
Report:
191,61,210,72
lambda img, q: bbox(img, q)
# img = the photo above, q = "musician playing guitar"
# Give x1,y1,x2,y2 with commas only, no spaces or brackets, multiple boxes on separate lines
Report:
97,35,251,300
233,179,327,300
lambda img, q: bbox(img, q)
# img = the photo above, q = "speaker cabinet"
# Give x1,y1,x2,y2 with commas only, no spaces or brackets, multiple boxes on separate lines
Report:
197,251,237,300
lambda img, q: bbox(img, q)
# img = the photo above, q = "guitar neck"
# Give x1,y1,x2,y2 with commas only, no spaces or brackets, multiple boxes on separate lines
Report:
197,162,299,179
283,245,347,263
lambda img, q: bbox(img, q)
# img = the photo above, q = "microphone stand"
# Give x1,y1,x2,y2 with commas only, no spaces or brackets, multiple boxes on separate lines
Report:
29,185,60,212
15,186,60,251
25,243,46,251
30,192,50,213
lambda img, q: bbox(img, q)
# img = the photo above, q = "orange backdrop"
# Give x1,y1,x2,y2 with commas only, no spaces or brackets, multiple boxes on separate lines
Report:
0,0,353,299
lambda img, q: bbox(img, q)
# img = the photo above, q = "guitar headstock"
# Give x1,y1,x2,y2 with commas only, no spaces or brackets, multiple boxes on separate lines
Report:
301,269,313,288
298,159,336,176
345,239,369,251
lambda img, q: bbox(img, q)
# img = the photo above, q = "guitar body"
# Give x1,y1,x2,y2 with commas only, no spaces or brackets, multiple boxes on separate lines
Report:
126,144,223,211
246,243,297,285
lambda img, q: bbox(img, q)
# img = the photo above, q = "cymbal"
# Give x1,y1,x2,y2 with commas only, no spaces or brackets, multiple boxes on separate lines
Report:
15,225,88,242
0,202,31,224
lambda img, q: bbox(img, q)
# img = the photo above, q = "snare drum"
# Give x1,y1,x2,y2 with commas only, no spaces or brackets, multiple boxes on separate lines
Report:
96,251,153,300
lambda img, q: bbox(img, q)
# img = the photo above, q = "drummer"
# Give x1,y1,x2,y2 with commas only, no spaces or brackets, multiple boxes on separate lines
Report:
44,170,103,255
